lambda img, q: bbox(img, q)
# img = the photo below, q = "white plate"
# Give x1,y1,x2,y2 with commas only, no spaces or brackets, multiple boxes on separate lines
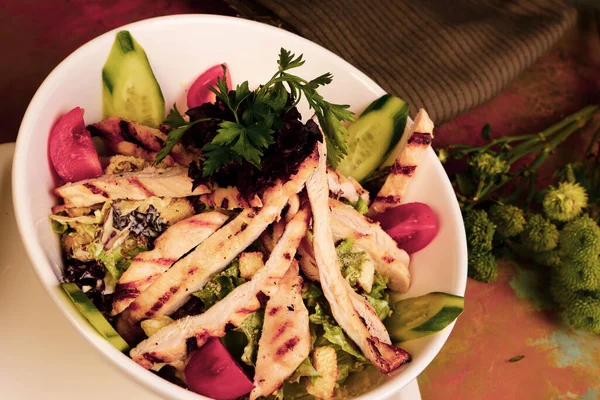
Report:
0,142,421,400
12,15,466,400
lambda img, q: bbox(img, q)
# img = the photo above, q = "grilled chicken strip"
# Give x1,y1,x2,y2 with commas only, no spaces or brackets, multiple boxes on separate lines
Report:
306,142,410,374
118,151,318,341
130,207,311,369
111,212,229,315
297,236,321,281
90,117,196,166
250,263,310,400
327,167,370,204
329,199,411,293
55,167,211,208
369,109,434,216
260,219,319,282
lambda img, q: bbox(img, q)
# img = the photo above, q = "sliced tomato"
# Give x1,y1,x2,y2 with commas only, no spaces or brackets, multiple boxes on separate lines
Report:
374,202,439,254
184,337,254,400
48,107,102,182
187,63,231,109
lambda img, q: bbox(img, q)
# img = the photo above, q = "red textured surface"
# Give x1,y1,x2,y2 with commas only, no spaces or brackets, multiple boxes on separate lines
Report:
419,19,600,400
0,0,235,142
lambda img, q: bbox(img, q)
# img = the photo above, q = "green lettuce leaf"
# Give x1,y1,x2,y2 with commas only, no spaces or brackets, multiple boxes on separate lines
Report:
237,311,263,366
365,294,391,321
322,323,366,361
192,261,246,309
336,238,367,287
308,302,330,325
336,350,367,384
288,356,321,384
90,240,147,280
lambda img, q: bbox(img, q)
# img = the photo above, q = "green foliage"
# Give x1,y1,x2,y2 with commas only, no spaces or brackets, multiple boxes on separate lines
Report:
554,257,600,291
488,203,526,240
531,249,561,268
561,297,600,334
467,249,498,283
519,214,559,253
439,105,600,336
559,215,600,260
543,182,588,222
467,153,508,179
463,209,496,252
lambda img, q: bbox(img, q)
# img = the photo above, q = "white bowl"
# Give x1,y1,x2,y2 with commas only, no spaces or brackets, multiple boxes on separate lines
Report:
13,14,467,400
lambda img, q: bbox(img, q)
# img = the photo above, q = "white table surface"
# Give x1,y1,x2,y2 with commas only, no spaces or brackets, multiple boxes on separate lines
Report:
0,142,421,400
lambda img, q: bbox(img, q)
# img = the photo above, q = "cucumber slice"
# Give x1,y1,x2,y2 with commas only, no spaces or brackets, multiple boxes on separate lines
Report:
337,94,409,182
385,292,464,343
102,31,165,127
61,282,130,352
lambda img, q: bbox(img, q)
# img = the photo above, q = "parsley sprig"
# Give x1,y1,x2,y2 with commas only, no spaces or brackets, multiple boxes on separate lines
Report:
156,48,354,174
155,104,212,164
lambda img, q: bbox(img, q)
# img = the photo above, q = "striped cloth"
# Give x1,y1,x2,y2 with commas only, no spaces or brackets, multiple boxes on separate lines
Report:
225,0,577,123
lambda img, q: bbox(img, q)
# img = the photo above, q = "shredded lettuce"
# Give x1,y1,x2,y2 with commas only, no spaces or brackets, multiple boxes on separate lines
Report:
365,295,391,320
321,323,366,361
220,310,263,368
336,350,367,384
267,357,321,400
336,238,367,287
288,357,321,384
90,241,147,280
302,282,324,307
237,311,263,366
367,273,393,320
192,261,246,309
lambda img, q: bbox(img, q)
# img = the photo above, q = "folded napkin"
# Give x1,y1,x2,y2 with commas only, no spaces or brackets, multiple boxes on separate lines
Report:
225,0,577,123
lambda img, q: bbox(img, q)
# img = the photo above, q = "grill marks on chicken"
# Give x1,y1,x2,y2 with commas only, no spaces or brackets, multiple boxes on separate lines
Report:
111,212,229,315
369,109,434,216
329,199,411,293
250,263,310,400
117,152,318,341
90,117,196,166
55,167,211,208
130,206,311,369
96,139,414,379
306,142,410,374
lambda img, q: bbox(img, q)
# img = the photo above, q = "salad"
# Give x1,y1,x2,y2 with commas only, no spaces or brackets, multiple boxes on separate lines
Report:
49,31,464,400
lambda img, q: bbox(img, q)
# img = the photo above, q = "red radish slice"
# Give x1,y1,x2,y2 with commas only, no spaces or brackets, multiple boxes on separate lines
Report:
373,202,439,254
185,337,254,400
48,107,103,182
187,63,231,109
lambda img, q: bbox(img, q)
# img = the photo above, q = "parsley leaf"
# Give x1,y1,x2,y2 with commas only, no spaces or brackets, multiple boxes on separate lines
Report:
163,103,188,129
203,120,274,172
201,143,239,176
260,48,355,167
208,65,231,107
156,48,354,173
154,107,214,165
278,48,305,71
